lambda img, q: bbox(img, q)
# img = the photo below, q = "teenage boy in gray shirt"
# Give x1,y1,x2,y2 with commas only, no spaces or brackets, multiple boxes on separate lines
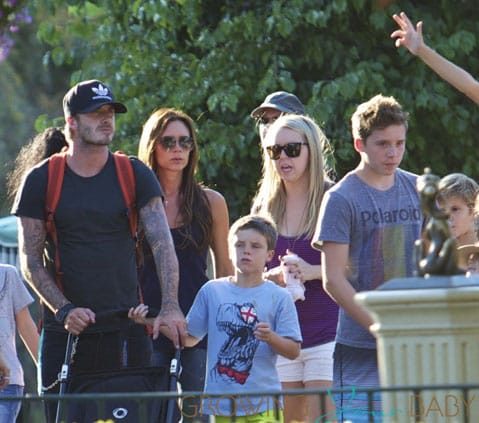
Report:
312,94,422,422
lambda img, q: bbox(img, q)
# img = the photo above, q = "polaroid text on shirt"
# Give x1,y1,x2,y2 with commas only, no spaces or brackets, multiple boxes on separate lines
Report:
360,206,421,226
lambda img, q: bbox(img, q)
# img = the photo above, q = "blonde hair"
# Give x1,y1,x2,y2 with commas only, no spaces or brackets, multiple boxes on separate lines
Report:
251,114,333,239
437,173,479,208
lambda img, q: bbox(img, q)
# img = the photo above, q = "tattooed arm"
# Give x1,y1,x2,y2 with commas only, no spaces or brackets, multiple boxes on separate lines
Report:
140,196,187,348
17,217,95,335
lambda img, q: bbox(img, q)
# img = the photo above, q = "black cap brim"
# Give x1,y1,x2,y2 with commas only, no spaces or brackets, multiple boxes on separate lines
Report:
79,101,127,114
250,104,289,119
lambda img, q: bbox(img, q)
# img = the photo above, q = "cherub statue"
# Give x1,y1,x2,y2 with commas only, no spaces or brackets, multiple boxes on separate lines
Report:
414,168,464,276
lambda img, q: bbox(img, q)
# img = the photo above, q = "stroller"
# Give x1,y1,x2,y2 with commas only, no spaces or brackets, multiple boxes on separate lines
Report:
54,308,182,423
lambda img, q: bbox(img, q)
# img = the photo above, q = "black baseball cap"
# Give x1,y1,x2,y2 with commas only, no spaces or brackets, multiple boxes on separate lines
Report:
63,79,127,117
250,91,305,118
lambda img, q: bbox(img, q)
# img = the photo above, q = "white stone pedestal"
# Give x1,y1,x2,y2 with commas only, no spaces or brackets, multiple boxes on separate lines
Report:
356,276,479,423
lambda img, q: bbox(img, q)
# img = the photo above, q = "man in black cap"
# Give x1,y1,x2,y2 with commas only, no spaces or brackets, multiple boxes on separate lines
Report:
250,91,306,142
13,79,186,421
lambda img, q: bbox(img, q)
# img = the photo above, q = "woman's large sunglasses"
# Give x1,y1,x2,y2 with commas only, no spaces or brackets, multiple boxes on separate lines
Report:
157,136,194,151
265,142,308,160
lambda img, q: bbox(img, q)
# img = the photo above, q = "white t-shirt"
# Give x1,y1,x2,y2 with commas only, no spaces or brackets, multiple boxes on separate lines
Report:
0,265,34,386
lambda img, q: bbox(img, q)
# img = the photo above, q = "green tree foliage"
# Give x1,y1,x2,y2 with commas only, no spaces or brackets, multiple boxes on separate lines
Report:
3,1,479,412
25,0,479,217
0,3,74,214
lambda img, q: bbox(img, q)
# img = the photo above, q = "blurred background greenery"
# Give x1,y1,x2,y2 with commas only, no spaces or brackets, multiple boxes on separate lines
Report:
1,1,479,421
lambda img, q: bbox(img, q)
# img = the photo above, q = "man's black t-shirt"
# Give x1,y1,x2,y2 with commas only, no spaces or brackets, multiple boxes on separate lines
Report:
12,153,163,331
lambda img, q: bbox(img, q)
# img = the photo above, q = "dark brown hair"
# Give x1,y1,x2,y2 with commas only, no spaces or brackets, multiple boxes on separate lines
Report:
7,127,68,204
351,94,409,143
138,108,212,251
229,214,278,251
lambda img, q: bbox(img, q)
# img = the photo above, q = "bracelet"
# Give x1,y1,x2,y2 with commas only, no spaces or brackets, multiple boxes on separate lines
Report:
54,303,75,324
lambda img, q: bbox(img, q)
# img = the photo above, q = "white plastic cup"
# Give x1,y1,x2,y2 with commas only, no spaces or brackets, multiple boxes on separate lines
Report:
282,253,305,301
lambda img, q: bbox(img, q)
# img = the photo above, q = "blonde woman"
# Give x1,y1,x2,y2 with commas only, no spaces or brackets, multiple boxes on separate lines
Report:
251,114,338,423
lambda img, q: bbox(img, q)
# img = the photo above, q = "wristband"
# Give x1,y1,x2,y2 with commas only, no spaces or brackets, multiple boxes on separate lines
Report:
55,303,75,324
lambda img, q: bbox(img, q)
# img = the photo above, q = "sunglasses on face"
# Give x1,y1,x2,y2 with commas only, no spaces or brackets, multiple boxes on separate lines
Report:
265,142,308,160
157,136,194,151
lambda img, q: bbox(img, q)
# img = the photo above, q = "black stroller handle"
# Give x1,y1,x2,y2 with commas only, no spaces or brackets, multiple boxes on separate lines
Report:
55,332,74,423
166,346,182,423
92,306,160,326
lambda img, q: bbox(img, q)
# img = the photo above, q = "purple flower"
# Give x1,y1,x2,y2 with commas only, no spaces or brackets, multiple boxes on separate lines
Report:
0,2,31,61
23,9,32,24
0,34,14,61
14,9,31,23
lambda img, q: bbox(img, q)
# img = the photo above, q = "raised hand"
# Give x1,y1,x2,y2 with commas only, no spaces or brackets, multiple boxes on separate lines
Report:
391,11,423,55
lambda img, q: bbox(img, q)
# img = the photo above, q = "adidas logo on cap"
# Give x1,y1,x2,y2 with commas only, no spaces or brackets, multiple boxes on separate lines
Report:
63,79,127,117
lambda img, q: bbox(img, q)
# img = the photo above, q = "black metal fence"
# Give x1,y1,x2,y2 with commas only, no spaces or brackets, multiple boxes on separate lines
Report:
4,382,479,422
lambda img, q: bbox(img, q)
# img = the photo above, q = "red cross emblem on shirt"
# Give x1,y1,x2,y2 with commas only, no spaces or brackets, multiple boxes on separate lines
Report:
240,305,257,324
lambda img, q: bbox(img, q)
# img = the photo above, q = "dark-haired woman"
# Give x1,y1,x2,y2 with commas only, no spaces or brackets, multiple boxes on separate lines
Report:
138,108,233,423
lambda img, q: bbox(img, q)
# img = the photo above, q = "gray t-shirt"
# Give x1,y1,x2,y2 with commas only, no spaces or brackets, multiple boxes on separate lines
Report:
0,265,34,386
187,278,302,417
313,169,422,349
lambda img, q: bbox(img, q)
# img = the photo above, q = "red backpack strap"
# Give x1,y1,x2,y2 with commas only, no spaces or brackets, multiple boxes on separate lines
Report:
113,151,137,240
113,152,145,305
46,152,68,292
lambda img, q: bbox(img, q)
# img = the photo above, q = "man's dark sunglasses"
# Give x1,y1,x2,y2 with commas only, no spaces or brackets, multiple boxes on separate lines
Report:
157,136,194,151
257,115,281,126
265,142,308,160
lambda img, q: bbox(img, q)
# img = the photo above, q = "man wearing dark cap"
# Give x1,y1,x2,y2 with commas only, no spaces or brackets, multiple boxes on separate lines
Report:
12,79,186,421
251,91,306,141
